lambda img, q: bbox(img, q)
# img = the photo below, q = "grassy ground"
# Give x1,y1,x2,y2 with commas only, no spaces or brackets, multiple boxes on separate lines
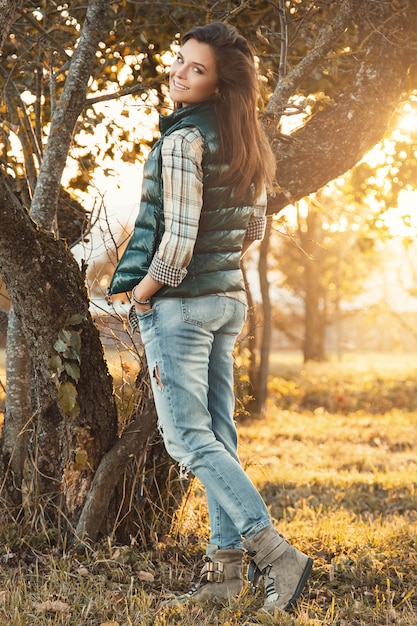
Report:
0,352,417,624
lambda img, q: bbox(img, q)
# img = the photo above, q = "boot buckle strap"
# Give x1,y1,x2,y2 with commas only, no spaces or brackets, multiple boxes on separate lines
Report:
254,537,290,566
203,560,225,583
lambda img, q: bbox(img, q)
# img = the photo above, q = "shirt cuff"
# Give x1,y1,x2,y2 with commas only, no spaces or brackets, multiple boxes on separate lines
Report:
148,253,187,287
245,216,266,241
128,304,140,334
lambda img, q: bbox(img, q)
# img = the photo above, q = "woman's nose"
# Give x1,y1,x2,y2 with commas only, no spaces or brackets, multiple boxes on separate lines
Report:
176,65,187,79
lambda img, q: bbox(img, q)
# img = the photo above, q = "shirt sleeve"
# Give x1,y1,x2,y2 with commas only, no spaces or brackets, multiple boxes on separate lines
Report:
244,185,267,241
148,127,204,287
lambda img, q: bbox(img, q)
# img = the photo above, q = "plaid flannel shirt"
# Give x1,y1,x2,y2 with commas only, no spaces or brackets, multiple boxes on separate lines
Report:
147,127,267,288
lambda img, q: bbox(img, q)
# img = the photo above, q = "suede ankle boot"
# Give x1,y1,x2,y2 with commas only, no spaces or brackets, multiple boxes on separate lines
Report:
243,525,313,613
165,548,244,605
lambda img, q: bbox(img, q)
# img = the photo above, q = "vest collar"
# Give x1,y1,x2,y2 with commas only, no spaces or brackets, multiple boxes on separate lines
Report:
159,101,216,135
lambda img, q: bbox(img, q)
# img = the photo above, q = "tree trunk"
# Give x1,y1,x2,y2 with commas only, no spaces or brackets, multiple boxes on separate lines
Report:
246,220,273,415
301,210,326,362
0,0,192,539
76,405,158,541
0,309,31,508
254,219,273,413
242,264,259,410
0,176,118,525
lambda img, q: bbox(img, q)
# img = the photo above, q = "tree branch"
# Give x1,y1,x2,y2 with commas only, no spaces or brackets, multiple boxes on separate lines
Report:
30,0,110,229
0,0,22,50
85,83,149,107
16,6,71,62
0,66,42,194
266,0,365,118
267,0,411,214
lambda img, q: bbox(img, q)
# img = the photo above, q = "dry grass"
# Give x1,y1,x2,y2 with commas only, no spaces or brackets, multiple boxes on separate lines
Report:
0,352,417,625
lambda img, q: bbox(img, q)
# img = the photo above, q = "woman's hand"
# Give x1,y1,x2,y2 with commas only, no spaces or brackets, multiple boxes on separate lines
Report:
131,275,163,312
132,284,151,312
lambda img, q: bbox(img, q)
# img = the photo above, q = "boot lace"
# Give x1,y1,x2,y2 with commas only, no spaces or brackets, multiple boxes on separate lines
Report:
248,557,277,598
247,557,263,590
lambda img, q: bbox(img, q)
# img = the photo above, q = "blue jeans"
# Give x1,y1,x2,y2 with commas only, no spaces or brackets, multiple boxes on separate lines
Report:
136,295,271,549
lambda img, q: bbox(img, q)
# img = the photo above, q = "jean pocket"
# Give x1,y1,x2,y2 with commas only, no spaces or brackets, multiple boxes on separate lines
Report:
181,295,226,327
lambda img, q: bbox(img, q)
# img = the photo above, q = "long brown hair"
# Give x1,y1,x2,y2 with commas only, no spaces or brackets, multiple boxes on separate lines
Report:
182,22,276,203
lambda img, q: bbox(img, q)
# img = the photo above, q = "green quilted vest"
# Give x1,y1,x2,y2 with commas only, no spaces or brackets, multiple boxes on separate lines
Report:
109,101,253,297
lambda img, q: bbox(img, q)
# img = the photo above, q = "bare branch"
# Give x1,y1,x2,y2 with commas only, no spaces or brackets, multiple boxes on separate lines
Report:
30,0,110,229
0,66,42,193
266,0,365,118
16,6,71,62
278,0,288,80
85,83,150,107
0,0,22,51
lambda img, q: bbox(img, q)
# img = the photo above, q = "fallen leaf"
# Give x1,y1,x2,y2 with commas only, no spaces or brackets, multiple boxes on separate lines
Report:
137,570,155,582
0,591,8,605
33,600,70,613
3,551,16,563
105,590,125,605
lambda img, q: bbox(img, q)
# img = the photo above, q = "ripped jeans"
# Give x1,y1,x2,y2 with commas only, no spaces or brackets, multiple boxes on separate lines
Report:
136,295,271,550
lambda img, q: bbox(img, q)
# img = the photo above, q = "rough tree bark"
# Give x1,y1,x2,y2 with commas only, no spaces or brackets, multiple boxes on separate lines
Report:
0,310,31,507
0,0,116,515
0,175,118,520
0,0,27,512
249,220,273,415
76,405,157,541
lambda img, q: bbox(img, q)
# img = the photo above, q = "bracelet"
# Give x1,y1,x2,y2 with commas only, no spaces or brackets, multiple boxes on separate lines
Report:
132,285,151,306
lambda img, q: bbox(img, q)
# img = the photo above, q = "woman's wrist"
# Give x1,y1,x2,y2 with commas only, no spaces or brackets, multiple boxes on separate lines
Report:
132,285,151,305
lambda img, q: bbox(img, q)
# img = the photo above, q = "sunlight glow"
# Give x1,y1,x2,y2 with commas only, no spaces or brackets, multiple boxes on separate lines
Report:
396,102,417,133
382,189,417,236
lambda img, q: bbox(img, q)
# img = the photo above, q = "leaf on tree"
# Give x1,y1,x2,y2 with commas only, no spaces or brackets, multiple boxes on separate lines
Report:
58,381,78,416
64,361,80,383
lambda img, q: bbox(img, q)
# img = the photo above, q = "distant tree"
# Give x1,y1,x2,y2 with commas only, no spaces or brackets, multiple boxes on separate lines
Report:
0,0,415,541
271,182,388,361
298,95,417,362
245,0,416,397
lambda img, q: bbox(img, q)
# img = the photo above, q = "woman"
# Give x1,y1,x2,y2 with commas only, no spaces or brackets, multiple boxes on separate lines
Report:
109,22,313,612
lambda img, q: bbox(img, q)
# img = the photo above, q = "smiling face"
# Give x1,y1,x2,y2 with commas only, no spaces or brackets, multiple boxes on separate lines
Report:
169,38,219,107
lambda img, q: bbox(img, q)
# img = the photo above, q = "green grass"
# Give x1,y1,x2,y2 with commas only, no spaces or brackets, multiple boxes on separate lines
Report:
1,353,417,624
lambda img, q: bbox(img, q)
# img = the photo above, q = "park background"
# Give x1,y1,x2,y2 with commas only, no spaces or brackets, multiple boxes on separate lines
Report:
0,1,417,624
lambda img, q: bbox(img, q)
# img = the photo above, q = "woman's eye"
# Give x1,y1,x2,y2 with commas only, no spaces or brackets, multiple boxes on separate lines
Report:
193,66,202,74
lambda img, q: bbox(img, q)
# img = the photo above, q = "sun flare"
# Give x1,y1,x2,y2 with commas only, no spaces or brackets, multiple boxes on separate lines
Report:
396,100,417,133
